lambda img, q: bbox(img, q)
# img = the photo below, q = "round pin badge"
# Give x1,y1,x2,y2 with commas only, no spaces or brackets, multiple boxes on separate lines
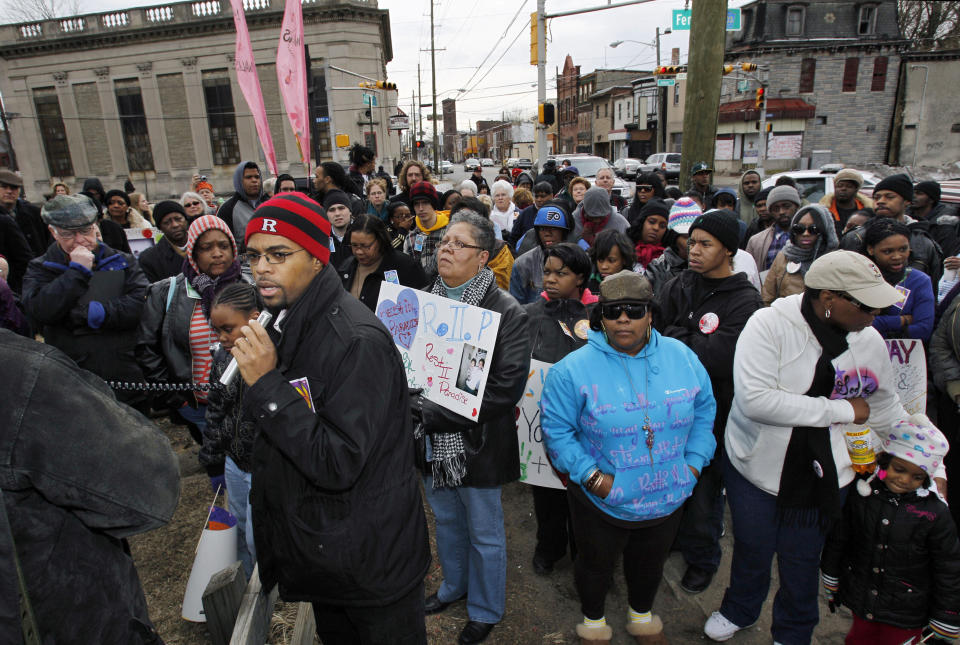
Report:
698,312,720,334
812,459,824,479
786,261,801,274
574,319,590,339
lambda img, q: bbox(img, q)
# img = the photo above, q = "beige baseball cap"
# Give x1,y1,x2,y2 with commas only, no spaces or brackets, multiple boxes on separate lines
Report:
804,250,901,309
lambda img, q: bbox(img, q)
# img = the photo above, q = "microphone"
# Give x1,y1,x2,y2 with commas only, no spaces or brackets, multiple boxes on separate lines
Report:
220,310,273,386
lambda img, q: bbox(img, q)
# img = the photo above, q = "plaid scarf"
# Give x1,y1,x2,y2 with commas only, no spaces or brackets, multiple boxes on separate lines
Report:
418,267,496,488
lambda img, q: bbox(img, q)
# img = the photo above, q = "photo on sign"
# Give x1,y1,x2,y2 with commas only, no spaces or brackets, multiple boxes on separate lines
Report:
455,345,488,395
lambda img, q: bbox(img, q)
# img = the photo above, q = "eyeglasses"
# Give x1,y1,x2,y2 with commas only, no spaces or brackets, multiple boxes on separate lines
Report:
601,303,649,320
244,249,307,265
54,225,97,239
348,240,377,251
185,201,202,208
438,238,484,252
791,224,820,236
392,213,414,222
636,185,654,192
836,292,881,314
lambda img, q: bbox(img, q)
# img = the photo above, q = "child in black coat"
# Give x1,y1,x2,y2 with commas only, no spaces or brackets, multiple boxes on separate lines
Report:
821,414,960,645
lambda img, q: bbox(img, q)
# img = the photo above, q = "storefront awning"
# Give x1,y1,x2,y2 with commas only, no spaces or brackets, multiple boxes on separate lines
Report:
717,98,816,123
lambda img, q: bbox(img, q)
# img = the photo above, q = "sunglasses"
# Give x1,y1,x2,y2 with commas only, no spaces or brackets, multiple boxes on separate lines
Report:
836,292,881,314
185,201,202,208
601,303,649,320
791,224,820,236
636,185,654,192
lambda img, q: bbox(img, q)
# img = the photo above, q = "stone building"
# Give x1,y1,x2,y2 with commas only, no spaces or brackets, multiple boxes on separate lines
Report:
721,0,906,172
0,0,397,198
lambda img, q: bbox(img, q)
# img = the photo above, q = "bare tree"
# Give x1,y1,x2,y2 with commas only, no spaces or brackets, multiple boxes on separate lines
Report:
2,0,83,24
899,0,960,46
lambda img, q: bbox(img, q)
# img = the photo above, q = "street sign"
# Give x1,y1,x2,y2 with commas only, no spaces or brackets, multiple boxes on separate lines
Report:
657,78,676,87
672,8,741,31
676,72,688,80
388,114,410,130
362,93,378,107
737,80,750,92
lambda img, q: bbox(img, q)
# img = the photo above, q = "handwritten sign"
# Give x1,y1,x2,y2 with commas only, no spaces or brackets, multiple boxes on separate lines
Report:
516,359,564,489
886,338,926,414
376,282,501,420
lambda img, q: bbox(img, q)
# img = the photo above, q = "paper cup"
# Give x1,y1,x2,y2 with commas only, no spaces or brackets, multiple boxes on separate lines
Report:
182,506,239,622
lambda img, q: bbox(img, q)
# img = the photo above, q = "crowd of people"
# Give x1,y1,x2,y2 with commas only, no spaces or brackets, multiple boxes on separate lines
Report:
1,143,959,645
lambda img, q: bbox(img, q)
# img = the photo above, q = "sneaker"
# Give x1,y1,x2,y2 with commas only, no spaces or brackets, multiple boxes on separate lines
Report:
704,611,743,642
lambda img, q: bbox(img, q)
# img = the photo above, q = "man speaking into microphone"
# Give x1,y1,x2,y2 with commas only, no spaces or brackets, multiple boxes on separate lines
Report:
230,192,430,644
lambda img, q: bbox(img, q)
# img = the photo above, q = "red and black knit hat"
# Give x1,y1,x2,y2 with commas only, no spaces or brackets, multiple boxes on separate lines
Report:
245,193,332,264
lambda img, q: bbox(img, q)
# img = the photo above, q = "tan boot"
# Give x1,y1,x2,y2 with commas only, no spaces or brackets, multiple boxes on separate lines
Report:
626,614,669,644
575,622,612,645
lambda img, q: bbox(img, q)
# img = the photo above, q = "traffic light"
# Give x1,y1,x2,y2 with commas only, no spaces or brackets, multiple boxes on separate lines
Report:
376,81,397,90
530,12,539,66
741,63,758,72
722,65,735,75
538,103,555,126
415,140,425,149
755,87,765,108
655,65,686,75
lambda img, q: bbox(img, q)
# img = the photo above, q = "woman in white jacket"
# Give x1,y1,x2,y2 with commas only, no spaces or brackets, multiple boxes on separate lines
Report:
704,251,947,645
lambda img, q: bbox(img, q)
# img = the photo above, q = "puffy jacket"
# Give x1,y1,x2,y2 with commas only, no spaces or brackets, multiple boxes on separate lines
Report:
646,247,686,296
22,241,147,388
930,294,960,402
245,267,430,605
821,478,960,631
417,279,531,487
524,290,597,365
541,328,717,523
200,348,256,475
871,267,935,342
761,250,806,305
726,294,916,496
338,248,427,312
509,245,546,305
0,330,179,645
656,270,762,442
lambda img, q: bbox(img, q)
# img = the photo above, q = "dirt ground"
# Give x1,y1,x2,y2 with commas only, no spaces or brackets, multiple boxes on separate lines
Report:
131,417,851,645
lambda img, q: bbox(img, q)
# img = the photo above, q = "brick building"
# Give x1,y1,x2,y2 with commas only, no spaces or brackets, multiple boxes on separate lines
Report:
556,54,579,154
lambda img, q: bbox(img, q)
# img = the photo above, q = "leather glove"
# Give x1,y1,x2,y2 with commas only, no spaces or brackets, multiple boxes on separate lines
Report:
210,474,226,495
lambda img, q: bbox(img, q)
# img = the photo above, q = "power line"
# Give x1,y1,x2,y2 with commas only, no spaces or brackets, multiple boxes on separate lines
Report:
454,0,530,99
458,18,531,99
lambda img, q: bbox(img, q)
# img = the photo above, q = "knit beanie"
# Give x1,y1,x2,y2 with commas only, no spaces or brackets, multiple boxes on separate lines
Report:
914,180,941,204
638,199,670,222
196,180,215,194
834,168,864,188
755,187,773,203
185,215,238,274
766,185,801,208
689,209,741,253
103,189,131,206
874,173,914,202
667,197,702,234
246,193,332,264
322,189,352,211
582,186,611,220
408,180,440,210
882,413,949,476
152,200,188,226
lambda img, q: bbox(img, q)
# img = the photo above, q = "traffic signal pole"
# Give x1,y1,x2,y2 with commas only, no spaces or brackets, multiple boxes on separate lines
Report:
757,73,768,175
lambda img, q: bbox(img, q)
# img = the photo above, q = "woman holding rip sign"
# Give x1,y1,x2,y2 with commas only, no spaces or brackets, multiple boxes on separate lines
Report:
411,210,530,645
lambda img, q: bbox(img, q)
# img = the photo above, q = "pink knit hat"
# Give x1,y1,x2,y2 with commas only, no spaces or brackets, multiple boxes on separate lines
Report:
184,215,238,274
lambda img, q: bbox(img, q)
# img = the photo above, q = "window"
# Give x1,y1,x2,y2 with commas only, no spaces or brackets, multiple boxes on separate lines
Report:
786,6,804,36
595,105,599,117
842,58,859,92
674,84,680,105
114,79,154,172
799,58,816,93
202,70,241,166
604,103,608,117
618,103,622,121
309,63,331,160
871,56,888,92
33,88,74,177
858,5,877,35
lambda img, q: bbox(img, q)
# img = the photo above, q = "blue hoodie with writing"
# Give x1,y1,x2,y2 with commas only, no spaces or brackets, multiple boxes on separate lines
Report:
541,327,717,522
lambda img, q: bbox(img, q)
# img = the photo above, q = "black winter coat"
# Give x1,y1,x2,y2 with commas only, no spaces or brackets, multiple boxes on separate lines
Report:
11,200,49,257
199,348,256,476
338,248,427,311
137,236,186,283
244,267,430,605
0,330,179,645
0,211,32,293
842,221,943,285
821,479,960,630
524,293,594,365
418,280,530,487
655,270,762,442
22,242,147,388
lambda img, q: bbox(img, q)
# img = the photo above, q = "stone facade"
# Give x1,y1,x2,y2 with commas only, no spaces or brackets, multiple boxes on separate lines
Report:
0,0,396,199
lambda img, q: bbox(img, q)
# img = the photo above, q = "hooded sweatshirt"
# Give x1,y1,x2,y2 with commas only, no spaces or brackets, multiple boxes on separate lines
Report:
541,328,717,523
218,161,265,245
737,171,762,226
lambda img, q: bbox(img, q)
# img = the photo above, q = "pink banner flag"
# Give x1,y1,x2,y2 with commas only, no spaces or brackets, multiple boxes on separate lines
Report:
276,0,310,173
229,0,278,175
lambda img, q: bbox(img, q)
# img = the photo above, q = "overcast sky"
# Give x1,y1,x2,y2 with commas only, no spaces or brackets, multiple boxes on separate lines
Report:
62,0,750,130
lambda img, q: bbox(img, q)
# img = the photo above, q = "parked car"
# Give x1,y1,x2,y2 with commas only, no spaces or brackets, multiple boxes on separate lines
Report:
613,157,643,179
639,153,682,182
439,160,454,173
549,154,631,200
516,158,533,170
505,157,520,168
760,167,883,204
464,158,480,171
481,158,495,167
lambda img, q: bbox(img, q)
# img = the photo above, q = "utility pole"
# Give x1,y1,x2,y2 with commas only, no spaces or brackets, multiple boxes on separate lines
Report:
655,26,664,154
417,64,423,161
757,71,768,176
535,0,546,165
430,0,439,174
679,0,727,191
411,89,417,160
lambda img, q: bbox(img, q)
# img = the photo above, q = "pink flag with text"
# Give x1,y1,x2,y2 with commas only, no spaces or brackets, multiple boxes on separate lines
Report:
229,0,278,175
276,0,310,171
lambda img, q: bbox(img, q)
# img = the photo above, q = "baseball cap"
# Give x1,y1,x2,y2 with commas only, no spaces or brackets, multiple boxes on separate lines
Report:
691,162,712,174
803,250,901,309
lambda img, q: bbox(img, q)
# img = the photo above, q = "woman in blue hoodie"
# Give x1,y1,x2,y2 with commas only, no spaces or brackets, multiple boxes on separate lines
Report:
541,270,716,645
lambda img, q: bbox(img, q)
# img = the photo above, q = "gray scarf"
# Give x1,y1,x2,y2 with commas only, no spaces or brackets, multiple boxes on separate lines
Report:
418,267,496,488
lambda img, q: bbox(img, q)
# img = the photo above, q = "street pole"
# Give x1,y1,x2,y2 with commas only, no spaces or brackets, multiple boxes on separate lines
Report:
411,89,417,160
679,0,727,191
655,27,664,154
417,64,422,161
430,0,439,174
757,71,768,176
535,0,546,165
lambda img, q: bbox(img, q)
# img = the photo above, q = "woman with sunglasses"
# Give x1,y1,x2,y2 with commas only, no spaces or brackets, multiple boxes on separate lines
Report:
704,251,945,645
858,218,935,342
180,191,210,221
762,204,838,306
338,213,426,312
626,172,666,227
542,270,716,645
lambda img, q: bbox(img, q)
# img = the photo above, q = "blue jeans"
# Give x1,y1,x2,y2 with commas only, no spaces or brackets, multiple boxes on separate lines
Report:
176,403,207,436
422,477,506,624
718,454,848,645
224,456,255,578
